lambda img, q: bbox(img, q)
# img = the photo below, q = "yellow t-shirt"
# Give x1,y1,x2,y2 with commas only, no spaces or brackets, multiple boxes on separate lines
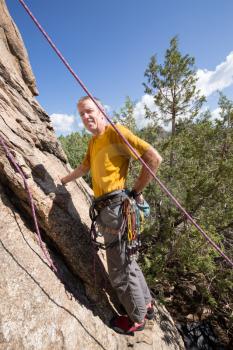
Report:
82,123,150,198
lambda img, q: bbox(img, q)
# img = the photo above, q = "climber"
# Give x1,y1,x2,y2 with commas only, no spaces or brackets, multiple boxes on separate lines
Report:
60,96,162,334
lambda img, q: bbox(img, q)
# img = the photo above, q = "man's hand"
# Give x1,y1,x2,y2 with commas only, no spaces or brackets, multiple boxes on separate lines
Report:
135,193,144,204
130,189,144,204
59,164,90,187
60,178,66,186
58,176,67,186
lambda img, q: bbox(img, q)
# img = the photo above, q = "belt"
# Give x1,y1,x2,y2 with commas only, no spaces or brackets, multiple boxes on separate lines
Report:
93,190,127,211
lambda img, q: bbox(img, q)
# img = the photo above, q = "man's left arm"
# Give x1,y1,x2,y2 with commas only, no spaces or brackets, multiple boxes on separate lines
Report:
132,146,162,203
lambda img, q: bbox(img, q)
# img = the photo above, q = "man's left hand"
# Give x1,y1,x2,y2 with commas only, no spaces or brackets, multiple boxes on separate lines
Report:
135,193,144,204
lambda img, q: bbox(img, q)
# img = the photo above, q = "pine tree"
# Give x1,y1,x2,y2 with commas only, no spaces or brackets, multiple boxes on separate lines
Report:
143,36,205,168
114,96,137,132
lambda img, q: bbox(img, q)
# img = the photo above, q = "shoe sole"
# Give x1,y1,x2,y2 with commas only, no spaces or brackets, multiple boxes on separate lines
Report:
110,317,145,335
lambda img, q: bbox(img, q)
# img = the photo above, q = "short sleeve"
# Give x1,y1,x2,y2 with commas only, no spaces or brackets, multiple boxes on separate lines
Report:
115,124,150,160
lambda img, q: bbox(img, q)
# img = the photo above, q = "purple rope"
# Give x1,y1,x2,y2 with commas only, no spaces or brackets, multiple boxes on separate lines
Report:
17,0,233,269
0,135,57,272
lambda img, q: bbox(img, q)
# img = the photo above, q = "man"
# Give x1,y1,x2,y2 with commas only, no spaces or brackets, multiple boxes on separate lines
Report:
61,96,162,334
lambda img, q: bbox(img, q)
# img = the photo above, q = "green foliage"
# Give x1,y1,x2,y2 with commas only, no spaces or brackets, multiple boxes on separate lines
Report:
59,131,91,185
59,131,90,168
140,40,232,316
139,95,233,323
113,76,232,319
143,36,206,172
114,96,137,132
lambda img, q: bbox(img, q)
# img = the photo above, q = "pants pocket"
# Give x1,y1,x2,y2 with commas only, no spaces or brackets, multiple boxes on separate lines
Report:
98,204,123,230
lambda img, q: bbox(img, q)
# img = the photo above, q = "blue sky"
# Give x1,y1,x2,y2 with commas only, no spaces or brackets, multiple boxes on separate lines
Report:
6,0,233,135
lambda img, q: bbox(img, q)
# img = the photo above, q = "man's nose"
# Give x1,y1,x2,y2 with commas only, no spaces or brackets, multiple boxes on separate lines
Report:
81,112,89,120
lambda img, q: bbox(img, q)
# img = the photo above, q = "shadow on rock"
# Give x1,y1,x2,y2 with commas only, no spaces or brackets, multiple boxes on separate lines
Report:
31,164,121,324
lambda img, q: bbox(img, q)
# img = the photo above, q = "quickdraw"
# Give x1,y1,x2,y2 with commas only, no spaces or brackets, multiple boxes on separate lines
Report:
123,198,145,261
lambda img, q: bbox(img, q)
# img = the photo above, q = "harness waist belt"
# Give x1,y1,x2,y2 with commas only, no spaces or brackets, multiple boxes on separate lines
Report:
93,190,126,211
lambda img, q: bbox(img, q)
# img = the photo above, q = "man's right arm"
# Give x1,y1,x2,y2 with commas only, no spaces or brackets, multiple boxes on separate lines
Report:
61,164,90,185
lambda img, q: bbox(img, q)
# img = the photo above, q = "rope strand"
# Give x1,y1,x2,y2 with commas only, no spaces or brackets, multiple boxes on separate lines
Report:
0,136,57,272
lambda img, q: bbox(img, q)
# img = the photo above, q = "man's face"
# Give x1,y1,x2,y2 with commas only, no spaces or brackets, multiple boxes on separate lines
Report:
78,99,105,134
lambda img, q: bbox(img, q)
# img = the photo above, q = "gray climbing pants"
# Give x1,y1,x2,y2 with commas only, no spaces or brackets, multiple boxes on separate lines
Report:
96,193,152,323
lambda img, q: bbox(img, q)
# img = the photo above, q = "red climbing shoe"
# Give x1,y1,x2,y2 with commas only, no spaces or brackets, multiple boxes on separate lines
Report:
110,315,145,335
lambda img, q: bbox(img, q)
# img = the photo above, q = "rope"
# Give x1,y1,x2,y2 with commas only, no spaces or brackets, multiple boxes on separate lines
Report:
17,0,233,268
0,138,107,303
0,135,57,272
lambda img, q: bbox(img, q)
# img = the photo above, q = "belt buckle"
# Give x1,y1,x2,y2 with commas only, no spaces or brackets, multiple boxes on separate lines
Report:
106,199,111,206
98,200,105,210
97,198,111,210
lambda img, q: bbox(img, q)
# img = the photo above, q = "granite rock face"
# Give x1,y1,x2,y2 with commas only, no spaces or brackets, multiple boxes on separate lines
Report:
0,1,184,349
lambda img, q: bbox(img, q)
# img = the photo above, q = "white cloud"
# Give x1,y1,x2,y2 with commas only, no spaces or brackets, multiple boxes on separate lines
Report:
50,113,76,135
133,94,172,131
133,94,157,129
196,51,233,97
211,107,221,121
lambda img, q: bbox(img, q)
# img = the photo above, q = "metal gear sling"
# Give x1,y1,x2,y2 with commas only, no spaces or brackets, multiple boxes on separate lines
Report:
123,197,144,260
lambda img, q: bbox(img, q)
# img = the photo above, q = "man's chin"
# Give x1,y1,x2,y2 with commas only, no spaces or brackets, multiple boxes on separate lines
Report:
86,126,96,134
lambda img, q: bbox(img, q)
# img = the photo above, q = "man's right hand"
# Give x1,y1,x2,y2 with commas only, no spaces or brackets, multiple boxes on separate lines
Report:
59,176,67,185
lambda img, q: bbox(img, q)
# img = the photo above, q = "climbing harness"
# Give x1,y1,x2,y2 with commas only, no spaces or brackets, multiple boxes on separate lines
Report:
89,190,127,251
8,0,233,268
89,189,149,260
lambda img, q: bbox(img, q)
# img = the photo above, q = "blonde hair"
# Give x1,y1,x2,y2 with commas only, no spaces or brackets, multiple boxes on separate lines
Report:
77,96,104,111
77,95,107,126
